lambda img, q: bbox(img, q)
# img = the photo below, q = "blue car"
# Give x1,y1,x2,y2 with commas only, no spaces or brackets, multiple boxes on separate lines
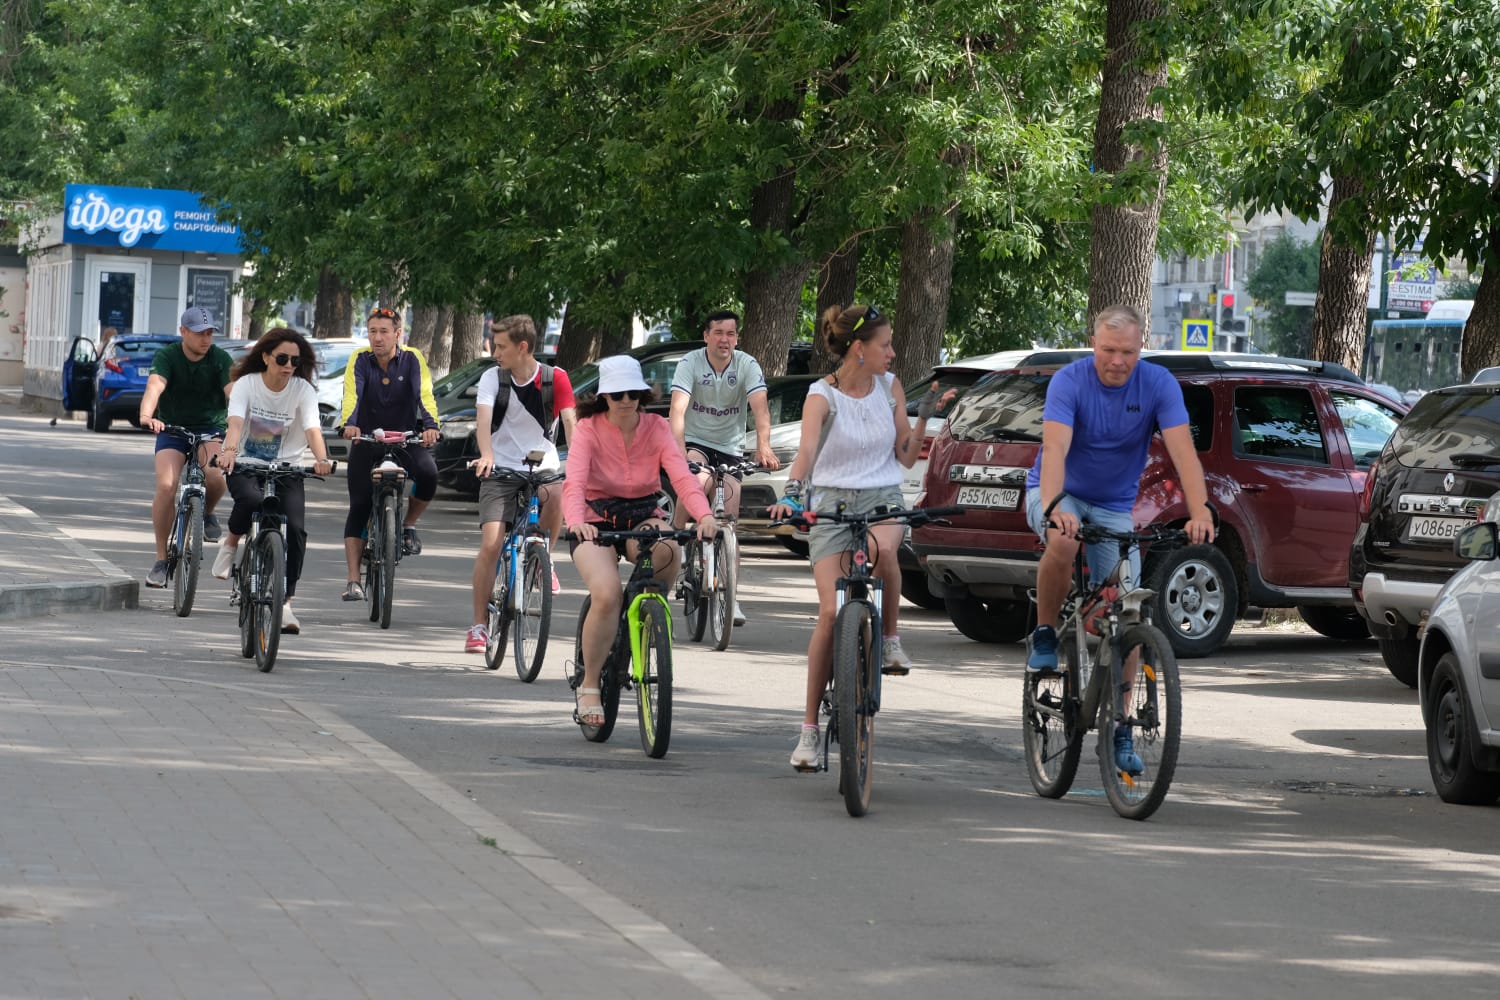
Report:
62,333,182,432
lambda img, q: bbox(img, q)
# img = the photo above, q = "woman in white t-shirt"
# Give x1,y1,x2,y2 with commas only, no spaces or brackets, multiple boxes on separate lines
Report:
211,328,332,635
768,304,946,772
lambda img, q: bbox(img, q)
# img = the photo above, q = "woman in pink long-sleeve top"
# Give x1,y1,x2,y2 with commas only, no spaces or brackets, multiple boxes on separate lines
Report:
564,356,717,727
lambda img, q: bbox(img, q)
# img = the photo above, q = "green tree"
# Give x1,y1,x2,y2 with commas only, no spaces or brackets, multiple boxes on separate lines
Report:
1246,232,1320,357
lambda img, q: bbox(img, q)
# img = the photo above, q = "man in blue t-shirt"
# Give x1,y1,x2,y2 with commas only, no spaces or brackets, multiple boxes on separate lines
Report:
1023,305,1215,771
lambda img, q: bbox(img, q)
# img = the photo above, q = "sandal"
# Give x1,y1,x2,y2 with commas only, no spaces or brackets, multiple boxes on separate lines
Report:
341,580,366,602
574,688,606,727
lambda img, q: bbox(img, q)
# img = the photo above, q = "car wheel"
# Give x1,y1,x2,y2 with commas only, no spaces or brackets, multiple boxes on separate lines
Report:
1296,605,1371,641
944,592,1029,643
900,570,945,610
1377,635,1420,688
779,536,809,558
92,401,112,433
1146,543,1237,659
1425,652,1500,804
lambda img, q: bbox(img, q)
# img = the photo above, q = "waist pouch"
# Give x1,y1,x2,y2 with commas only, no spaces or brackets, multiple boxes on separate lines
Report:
586,494,663,530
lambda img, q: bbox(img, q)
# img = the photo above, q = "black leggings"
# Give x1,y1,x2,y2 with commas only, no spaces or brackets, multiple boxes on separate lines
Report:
342,441,438,538
227,473,308,600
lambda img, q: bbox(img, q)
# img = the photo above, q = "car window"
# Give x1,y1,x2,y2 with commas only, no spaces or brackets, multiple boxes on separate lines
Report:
760,377,816,426
1331,392,1402,468
433,357,493,396
944,372,1048,442
1391,389,1500,467
1180,384,1214,451
1233,386,1327,464
641,356,681,397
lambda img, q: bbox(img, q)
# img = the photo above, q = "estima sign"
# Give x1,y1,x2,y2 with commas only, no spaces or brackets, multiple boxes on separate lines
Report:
63,184,243,255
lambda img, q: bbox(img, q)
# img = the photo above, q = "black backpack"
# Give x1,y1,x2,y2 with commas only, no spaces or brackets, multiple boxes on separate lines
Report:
489,363,557,440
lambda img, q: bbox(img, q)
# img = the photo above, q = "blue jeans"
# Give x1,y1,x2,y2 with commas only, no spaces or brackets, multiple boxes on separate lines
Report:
1024,489,1139,591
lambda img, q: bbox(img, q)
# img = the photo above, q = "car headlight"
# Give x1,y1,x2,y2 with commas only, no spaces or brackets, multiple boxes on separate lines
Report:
440,420,476,441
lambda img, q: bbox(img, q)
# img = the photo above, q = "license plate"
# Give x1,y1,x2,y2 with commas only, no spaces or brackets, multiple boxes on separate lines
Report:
1408,515,1468,541
956,486,1020,509
137,366,153,377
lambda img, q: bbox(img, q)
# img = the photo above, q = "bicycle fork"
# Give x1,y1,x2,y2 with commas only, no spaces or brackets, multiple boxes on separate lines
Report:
626,593,670,686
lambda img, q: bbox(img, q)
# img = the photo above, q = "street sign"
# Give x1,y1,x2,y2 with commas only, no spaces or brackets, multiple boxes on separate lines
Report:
1285,291,1317,306
1182,319,1212,350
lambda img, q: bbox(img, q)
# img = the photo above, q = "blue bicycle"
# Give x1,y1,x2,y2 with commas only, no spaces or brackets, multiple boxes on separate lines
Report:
482,452,563,681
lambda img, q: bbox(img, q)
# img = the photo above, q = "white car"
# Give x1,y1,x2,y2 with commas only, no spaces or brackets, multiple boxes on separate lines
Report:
313,339,365,462
1417,491,1500,804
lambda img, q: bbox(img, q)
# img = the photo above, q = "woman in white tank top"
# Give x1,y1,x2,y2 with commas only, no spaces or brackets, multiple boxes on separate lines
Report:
768,304,947,773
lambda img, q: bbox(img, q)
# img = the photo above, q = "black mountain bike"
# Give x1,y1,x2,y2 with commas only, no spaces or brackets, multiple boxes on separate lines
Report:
1022,520,1188,821
229,459,328,673
566,525,698,758
481,452,563,681
352,430,422,629
778,504,964,816
679,458,760,651
161,425,220,618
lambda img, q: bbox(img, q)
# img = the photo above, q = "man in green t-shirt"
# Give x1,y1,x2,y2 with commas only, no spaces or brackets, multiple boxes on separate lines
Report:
138,306,234,588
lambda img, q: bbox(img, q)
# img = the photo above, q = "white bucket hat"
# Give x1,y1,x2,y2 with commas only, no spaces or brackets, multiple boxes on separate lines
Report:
597,355,650,395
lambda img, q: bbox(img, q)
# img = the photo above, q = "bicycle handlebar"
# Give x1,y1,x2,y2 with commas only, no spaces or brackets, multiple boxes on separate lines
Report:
352,430,424,446
772,504,967,531
688,459,763,477
160,425,224,445
562,525,700,545
1049,521,1190,548
484,466,565,486
220,457,335,478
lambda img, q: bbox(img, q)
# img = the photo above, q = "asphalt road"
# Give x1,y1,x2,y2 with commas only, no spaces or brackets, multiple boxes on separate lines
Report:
4,411,1498,999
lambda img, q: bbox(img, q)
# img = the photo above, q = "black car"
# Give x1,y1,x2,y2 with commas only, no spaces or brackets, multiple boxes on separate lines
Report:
1349,383,1500,686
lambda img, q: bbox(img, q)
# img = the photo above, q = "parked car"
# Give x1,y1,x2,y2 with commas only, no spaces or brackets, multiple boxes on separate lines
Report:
1349,382,1500,685
310,339,365,461
62,333,185,433
1469,366,1500,385
913,353,1406,656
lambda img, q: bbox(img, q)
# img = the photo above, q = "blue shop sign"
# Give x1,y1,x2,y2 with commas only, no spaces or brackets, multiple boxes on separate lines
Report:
63,184,243,255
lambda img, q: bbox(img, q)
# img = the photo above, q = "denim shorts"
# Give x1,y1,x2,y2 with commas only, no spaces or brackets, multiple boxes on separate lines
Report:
154,425,223,455
1024,488,1139,590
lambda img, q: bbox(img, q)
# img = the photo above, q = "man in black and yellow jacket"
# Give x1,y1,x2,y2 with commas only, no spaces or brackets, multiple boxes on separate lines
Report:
337,306,441,601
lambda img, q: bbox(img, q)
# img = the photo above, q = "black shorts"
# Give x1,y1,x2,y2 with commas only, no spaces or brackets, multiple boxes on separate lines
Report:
685,443,746,476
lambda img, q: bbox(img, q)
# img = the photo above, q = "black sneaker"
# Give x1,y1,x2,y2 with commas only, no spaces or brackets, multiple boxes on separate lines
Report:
402,526,422,555
202,513,222,542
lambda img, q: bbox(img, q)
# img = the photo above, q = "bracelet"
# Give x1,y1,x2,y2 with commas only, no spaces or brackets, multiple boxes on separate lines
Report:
784,478,805,499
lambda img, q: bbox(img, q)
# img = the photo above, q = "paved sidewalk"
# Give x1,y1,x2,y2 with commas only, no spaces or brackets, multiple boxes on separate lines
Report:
0,494,139,621
0,662,765,999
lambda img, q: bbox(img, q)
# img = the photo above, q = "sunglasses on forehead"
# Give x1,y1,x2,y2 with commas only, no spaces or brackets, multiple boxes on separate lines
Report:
368,307,399,323
605,390,644,402
850,305,882,333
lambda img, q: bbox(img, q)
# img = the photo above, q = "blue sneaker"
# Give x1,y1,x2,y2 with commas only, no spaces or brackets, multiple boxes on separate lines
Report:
1026,625,1059,672
1114,726,1144,776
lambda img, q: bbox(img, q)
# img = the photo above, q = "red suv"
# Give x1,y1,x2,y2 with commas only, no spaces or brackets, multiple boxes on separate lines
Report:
911,353,1406,658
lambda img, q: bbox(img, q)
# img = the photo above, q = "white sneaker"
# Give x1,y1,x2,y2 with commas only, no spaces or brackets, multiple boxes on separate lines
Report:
281,603,300,635
211,541,238,580
882,636,913,676
732,602,747,627
790,726,820,772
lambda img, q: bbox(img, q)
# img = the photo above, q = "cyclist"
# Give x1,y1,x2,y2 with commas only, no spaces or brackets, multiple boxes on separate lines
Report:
1023,304,1215,774
139,306,233,588
769,304,941,771
210,328,333,635
563,356,717,726
668,309,780,627
337,306,440,602
465,314,578,653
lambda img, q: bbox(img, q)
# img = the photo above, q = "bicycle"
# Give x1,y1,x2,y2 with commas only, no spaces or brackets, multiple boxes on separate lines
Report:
565,524,699,758
678,458,760,651
351,430,422,630
227,458,328,674
479,451,563,681
1022,520,1188,821
160,425,221,618
775,503,964,817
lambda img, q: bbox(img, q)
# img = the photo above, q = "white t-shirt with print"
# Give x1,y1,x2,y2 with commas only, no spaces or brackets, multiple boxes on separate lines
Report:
228,374,321,464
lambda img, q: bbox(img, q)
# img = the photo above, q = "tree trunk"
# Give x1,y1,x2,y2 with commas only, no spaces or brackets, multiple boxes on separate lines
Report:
816,240,860,325
426,306,456,378
313,267,353,340
894,209,956,385
554,301,599,373
741,163,809,378
1461,223,1500,380
407,305,442,355
1311,174,1375,372
1087,0,1168,339
245,296,270,341
450,310,485,370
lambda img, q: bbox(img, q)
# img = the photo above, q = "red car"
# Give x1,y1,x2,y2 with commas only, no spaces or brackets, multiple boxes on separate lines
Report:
912,352,1407,657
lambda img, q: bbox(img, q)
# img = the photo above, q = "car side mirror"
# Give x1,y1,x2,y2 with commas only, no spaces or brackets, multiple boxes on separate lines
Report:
463,385,478,398
1453,522,1498,561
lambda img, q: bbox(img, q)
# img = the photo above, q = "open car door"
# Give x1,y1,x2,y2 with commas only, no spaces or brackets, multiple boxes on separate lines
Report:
61,336,99,413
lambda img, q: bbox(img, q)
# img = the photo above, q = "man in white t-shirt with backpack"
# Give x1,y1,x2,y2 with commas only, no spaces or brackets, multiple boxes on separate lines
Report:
465,314,578,654
669,309,780,627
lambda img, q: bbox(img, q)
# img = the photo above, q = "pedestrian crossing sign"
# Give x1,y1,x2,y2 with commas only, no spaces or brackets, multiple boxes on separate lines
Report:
1182,319,1212,350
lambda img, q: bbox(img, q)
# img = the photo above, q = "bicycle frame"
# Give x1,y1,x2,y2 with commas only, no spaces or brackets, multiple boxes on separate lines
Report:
627,590,673,683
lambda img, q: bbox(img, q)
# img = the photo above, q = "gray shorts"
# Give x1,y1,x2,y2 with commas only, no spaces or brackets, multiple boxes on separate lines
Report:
479,477,527,527
806,484,905,565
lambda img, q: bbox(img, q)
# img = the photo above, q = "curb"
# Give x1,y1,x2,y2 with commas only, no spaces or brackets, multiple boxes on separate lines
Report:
0,495,139,621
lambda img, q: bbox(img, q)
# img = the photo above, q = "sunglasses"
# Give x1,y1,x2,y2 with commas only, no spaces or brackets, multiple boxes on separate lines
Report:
272,352,301,367
850,305,882,333
605,390,644,402
368,307,399,322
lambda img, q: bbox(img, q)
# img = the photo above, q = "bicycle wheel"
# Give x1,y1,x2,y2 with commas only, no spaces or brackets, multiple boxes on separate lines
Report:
707,529,737,651
253,532,285,673
237,547,255,659
364,518,382,624
484,553,511,671
513,541,552,682
834,601,878,817
682,538,708,642
635,599,673,758
1023,631,1085,798
172,494,204,618
574,596,620,743
1098,623,1181,820
377,496,398,629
